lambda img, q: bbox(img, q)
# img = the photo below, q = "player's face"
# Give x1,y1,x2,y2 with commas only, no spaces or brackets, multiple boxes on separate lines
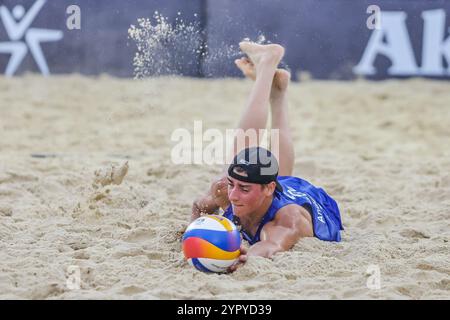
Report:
227,176,265,217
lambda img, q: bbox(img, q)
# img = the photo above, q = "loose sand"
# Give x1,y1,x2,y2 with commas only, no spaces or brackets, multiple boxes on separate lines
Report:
0,74,449,299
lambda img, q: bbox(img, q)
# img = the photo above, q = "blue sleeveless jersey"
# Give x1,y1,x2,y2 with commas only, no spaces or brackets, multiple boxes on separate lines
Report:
223,176,343,244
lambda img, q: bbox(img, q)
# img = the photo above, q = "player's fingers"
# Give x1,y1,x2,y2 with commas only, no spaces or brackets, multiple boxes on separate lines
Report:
239,254,247,263
227,264,237,273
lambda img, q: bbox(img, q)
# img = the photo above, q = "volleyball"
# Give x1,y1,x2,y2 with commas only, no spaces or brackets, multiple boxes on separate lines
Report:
182,215,241,273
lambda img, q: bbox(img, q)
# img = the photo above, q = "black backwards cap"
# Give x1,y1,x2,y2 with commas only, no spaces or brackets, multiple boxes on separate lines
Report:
228,146,283,192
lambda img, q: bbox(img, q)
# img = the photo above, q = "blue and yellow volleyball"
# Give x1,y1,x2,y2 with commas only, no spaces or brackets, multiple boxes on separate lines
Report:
182,215,241,273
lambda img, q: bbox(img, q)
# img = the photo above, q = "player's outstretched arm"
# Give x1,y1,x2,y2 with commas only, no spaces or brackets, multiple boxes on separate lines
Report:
248,205,313,258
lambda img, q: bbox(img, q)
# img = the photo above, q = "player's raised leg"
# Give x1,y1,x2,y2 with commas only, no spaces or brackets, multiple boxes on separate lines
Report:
229,42,284,159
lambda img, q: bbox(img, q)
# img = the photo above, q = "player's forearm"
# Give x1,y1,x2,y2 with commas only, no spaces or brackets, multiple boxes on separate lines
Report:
191,202,202,222
191,199,216,222
247,241,283,259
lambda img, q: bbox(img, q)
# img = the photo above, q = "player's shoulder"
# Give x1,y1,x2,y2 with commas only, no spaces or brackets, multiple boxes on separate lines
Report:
274,203,311,226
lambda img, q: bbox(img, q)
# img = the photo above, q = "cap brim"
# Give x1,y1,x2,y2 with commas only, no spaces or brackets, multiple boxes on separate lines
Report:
275,180,283,192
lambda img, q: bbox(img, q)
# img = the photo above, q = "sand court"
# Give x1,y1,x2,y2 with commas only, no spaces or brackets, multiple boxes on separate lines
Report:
0,74,449,299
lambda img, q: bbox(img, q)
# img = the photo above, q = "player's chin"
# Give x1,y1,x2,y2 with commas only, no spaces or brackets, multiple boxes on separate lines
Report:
232,204,249,217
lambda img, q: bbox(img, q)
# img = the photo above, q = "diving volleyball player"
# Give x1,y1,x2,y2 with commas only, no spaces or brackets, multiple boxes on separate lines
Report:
190,42,343,272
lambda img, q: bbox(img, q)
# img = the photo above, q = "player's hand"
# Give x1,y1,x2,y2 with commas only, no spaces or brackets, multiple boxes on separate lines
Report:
227,245,248,273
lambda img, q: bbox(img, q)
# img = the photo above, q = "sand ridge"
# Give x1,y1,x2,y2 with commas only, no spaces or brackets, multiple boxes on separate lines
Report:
0,75,449,299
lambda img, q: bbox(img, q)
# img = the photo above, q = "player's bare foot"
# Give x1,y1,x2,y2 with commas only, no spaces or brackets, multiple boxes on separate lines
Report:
234,57,256,81
235,57,290,93
239,41,284,69
273,69,290,92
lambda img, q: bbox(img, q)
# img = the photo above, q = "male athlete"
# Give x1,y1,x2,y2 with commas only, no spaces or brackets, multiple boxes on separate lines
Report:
190,42,343,272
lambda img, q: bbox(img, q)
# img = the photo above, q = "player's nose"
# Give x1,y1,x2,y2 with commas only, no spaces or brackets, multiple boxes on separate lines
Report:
228,186,240,202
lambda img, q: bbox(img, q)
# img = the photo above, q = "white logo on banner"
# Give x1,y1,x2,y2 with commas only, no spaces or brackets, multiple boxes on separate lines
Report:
366,5,381,30
66,5,81,30
355,9,450,77
0,0,63,76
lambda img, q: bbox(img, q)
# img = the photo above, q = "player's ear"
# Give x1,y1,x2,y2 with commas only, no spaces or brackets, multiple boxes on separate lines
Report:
263,182,276,196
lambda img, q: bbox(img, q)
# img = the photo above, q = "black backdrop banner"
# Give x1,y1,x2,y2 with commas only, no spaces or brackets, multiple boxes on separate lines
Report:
1,0,450,80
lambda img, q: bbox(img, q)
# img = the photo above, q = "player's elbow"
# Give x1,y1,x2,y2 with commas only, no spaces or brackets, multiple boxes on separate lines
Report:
192,198,200,210
266,242,286,258
251,241,284,259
